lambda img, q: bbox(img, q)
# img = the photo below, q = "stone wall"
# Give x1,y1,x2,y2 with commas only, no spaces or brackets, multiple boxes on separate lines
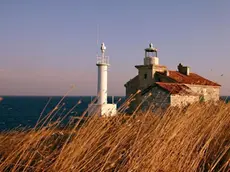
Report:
142,86,170,111
136,65,167,90
186,85,220,101
124,75,140,113
125,76,139,96
170,94,200,107
137,65,155,89
153,65,167,73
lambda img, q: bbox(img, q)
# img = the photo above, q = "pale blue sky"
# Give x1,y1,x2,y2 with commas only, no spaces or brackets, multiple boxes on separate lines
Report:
0,0,229,96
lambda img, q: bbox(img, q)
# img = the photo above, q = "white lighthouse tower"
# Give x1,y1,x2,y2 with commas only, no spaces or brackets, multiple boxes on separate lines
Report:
88,42,117,116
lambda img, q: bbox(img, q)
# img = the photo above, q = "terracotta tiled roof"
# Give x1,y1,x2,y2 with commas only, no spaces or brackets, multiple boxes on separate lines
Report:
141,82,196,95
155,82,193,95
157,71,221,86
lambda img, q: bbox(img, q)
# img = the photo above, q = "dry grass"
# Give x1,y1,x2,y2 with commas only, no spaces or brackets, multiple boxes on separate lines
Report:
0,99,229,171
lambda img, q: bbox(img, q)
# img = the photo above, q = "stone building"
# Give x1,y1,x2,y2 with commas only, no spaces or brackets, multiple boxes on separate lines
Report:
124,43,221,112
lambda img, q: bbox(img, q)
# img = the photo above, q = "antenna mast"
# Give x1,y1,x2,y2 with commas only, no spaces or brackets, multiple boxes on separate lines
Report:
96,24,99,56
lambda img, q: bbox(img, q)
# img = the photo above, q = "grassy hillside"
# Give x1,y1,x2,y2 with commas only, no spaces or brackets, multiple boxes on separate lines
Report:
0,100,229,171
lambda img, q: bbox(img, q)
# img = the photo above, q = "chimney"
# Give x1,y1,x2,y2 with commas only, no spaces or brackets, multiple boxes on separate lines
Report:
164,70,169,76
178,63,190,75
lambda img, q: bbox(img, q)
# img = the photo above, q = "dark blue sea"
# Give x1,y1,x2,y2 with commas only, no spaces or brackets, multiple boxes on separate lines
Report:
0,96,229,131
0,96,126,131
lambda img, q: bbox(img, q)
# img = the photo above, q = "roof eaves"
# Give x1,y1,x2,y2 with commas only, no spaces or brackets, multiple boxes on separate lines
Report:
155,72,178,83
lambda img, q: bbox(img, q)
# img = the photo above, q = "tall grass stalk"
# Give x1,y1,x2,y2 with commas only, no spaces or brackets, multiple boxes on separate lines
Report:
0,97,229,171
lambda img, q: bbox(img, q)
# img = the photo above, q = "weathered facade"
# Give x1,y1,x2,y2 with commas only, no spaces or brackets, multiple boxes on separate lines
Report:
186,85,220,102
142,86,170,110
124,44,221,112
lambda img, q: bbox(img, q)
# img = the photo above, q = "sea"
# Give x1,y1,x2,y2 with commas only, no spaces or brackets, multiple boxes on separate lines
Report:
0,96,126,131
0,96,229,131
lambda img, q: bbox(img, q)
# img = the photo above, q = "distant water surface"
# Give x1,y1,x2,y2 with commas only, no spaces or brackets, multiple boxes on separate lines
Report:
0,96,125,131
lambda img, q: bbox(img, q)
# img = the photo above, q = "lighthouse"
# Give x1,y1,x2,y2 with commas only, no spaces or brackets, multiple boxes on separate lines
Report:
88,43,117,116
97,42,108,105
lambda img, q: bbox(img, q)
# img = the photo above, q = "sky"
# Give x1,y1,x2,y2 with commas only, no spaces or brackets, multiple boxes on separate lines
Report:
0,0,229,96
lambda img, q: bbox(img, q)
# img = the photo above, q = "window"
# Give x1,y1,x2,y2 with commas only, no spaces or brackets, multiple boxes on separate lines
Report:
144,73,147,79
